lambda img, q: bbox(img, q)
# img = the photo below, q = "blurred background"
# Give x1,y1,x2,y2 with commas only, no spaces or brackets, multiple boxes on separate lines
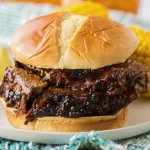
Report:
0,0,149,20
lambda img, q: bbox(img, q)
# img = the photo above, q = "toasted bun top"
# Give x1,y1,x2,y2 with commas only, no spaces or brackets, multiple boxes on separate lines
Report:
11,12,138,69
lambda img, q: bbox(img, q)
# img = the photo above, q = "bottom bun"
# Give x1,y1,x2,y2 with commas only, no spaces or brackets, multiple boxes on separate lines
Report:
4,107,127,132
1,97,128,132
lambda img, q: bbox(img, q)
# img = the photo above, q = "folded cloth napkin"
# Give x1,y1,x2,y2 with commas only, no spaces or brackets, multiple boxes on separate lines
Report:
0,3,150,150
0,132,124,150
1,131,150,150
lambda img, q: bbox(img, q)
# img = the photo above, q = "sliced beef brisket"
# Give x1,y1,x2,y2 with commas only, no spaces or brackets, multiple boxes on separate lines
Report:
0,60,149,123
26,87,138,122
0,67,47,113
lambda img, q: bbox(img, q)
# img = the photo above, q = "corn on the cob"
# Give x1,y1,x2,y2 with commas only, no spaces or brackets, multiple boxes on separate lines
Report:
58,1,108,18
130,26,150,65
129,26,150,99
0,46,11,80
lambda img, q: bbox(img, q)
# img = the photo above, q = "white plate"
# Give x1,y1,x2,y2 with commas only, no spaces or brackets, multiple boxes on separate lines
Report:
0,98,150,144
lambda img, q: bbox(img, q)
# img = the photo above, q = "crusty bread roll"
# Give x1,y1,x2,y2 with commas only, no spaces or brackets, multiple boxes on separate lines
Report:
2,99,127,132
11,12,138,69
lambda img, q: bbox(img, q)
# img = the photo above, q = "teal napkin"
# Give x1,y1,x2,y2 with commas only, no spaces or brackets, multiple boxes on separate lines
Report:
0,132,123,150
1,131,150,150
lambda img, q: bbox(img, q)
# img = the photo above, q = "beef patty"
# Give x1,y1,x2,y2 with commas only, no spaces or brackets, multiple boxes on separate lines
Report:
0,60,149,123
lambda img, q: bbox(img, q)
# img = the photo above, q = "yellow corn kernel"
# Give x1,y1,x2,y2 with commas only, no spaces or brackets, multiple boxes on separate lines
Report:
58,1,108,18
0,47,11,80
130,26,150,99
142,92,150,99
130,26,150,64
